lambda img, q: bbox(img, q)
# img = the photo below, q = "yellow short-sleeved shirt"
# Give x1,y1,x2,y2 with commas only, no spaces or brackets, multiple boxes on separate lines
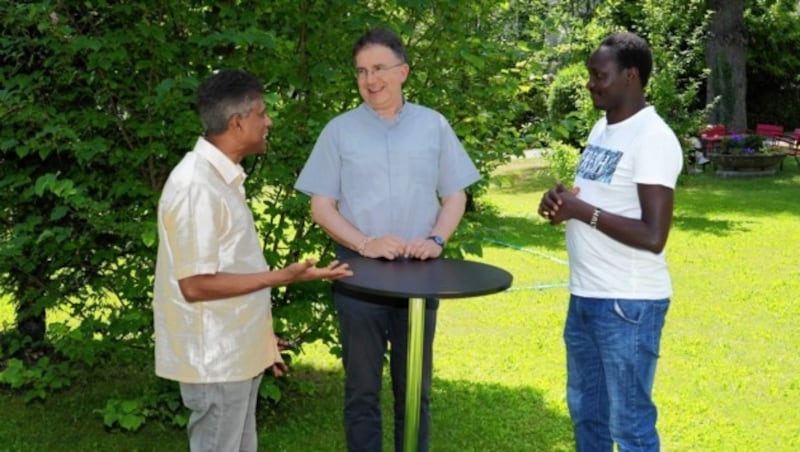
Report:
153,137,281,383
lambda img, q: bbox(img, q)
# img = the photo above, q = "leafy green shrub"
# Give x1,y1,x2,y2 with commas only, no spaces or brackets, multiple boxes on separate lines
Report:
541,140,580,184
0,357,72,403
0,0,530,431
546,62,600,148
98,381,187,432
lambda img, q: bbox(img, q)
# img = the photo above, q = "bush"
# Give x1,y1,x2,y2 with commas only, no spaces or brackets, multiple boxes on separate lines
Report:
546,62,600,148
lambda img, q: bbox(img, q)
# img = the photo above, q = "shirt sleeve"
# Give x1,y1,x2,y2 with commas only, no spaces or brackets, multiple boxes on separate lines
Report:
294,122,341,199
162,184,222,279
632,128,683,189
435,114,481,196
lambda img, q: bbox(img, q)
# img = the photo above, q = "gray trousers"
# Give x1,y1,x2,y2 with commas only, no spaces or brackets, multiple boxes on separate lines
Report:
179,373,264,452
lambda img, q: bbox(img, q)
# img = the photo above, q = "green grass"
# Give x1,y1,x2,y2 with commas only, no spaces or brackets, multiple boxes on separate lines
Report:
2,157,800,450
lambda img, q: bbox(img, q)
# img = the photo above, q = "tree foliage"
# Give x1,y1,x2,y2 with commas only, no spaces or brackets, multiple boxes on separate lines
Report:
746,0,800,127
527,0,709,178
1,0,530,427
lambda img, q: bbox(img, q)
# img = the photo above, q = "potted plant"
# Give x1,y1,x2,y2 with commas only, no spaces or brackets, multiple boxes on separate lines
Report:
708,133,785,174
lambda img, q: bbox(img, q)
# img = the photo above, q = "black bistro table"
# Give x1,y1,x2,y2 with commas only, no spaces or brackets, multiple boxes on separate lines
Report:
335,257,513,452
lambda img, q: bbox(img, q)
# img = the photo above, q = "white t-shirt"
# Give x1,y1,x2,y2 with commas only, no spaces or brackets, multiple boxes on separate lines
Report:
565,106,683,299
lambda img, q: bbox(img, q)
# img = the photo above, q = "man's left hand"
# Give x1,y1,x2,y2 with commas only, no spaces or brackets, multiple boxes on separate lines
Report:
403,238,443,261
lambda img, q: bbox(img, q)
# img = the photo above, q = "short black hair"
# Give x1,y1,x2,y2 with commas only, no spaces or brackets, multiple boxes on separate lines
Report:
352,26,408,64
197,70,263,136
599,32,653,88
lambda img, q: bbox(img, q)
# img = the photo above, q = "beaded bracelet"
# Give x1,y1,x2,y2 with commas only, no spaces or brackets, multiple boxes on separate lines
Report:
589,208,601,229
357,236,375,255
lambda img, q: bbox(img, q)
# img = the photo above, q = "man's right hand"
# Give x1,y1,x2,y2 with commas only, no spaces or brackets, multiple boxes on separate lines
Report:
281,259,353,284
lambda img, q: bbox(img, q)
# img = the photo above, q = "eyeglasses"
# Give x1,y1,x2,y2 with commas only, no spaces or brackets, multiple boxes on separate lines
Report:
354,62,405,79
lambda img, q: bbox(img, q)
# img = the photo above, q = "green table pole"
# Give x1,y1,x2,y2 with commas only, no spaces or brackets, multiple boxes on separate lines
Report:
403,297,425,452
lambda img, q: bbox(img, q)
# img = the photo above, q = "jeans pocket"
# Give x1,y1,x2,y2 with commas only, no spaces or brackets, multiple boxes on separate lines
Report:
612,299,669,357
612,299,645,324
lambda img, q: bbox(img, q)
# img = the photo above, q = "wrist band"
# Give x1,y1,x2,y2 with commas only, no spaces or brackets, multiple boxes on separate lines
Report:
357,236,375,255
589,208,601,229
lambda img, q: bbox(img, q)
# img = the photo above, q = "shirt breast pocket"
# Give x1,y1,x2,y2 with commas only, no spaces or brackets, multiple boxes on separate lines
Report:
340,143,386,183
402,146,438,189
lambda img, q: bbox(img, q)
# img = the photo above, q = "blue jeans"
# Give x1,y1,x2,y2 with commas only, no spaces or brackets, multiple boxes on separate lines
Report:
335,286,438,452
563,295,669,452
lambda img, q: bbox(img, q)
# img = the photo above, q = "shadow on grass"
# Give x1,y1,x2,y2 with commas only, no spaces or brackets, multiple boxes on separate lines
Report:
432,378,573,451
273,365,574,452
671,172,800,234
672,160,800,216
0,373,186,452
671,215,753,236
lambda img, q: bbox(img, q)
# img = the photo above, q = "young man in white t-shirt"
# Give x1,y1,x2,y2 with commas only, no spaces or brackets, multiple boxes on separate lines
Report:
538,32,683,451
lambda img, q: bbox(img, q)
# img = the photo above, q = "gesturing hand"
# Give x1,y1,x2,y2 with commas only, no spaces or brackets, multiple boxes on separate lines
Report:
282,259,353,283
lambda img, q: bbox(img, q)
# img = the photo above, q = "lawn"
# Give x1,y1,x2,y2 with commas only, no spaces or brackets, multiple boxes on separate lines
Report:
2,157,800,451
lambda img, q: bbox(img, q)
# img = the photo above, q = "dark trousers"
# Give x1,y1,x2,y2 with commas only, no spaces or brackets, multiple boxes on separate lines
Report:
334,280,438,452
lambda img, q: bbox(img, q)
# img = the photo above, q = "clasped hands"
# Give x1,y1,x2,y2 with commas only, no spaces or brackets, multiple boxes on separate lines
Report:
361,235,442,261
538,183,581,225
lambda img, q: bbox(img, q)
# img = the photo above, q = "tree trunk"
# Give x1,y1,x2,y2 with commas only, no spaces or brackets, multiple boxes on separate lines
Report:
705,0,747,132
16,304,46,344
14,270,47,345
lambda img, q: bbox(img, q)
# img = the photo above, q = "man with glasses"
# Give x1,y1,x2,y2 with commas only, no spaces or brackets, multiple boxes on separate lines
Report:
295,27,480,452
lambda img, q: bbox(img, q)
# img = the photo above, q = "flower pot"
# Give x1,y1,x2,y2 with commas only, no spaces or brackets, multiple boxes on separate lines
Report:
707,152,785,175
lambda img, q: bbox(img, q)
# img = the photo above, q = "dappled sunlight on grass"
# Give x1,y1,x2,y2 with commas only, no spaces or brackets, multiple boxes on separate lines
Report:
3,156,800,450
182,156,800,449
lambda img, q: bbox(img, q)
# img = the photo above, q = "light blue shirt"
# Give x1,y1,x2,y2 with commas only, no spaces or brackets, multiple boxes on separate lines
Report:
295,102,480,241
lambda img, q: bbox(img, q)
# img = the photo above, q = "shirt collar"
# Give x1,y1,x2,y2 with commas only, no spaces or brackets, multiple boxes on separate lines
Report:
360,98,410,124
193,137,247,187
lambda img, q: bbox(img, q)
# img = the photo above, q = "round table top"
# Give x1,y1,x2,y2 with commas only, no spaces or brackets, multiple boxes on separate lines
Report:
334,256,513,299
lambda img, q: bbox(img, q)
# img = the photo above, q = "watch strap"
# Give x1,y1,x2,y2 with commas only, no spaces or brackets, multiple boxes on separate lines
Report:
426,235,445,247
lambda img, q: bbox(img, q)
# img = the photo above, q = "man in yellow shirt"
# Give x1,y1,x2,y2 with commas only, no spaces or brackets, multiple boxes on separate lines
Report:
153,69,351,452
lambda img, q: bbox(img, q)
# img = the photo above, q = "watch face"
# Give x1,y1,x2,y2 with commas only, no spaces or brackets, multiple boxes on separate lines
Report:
428,235,444,247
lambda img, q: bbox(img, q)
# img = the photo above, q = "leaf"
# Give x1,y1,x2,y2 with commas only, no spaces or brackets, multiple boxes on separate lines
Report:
103,410,119,427
141,226,157,248
121,399,140,413
34,174,57,196
154,78,177,99
174,412,189,428
50,205,69,221
258,379,282,402
1,138,17,150
119,413,145,431
70,36,102,52
14,145,31,158
460,51,486,69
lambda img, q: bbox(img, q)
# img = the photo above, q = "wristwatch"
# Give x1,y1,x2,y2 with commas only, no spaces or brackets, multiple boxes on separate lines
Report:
426,235,445,248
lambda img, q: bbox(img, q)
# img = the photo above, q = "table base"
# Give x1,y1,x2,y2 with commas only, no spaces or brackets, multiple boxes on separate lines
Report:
403,297,425,452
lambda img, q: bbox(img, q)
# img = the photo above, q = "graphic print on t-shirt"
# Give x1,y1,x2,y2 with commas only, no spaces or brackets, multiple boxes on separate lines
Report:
576,144,623,183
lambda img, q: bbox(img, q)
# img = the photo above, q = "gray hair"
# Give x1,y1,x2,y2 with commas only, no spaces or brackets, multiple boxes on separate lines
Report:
352,26,408,64
197,70,263,136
